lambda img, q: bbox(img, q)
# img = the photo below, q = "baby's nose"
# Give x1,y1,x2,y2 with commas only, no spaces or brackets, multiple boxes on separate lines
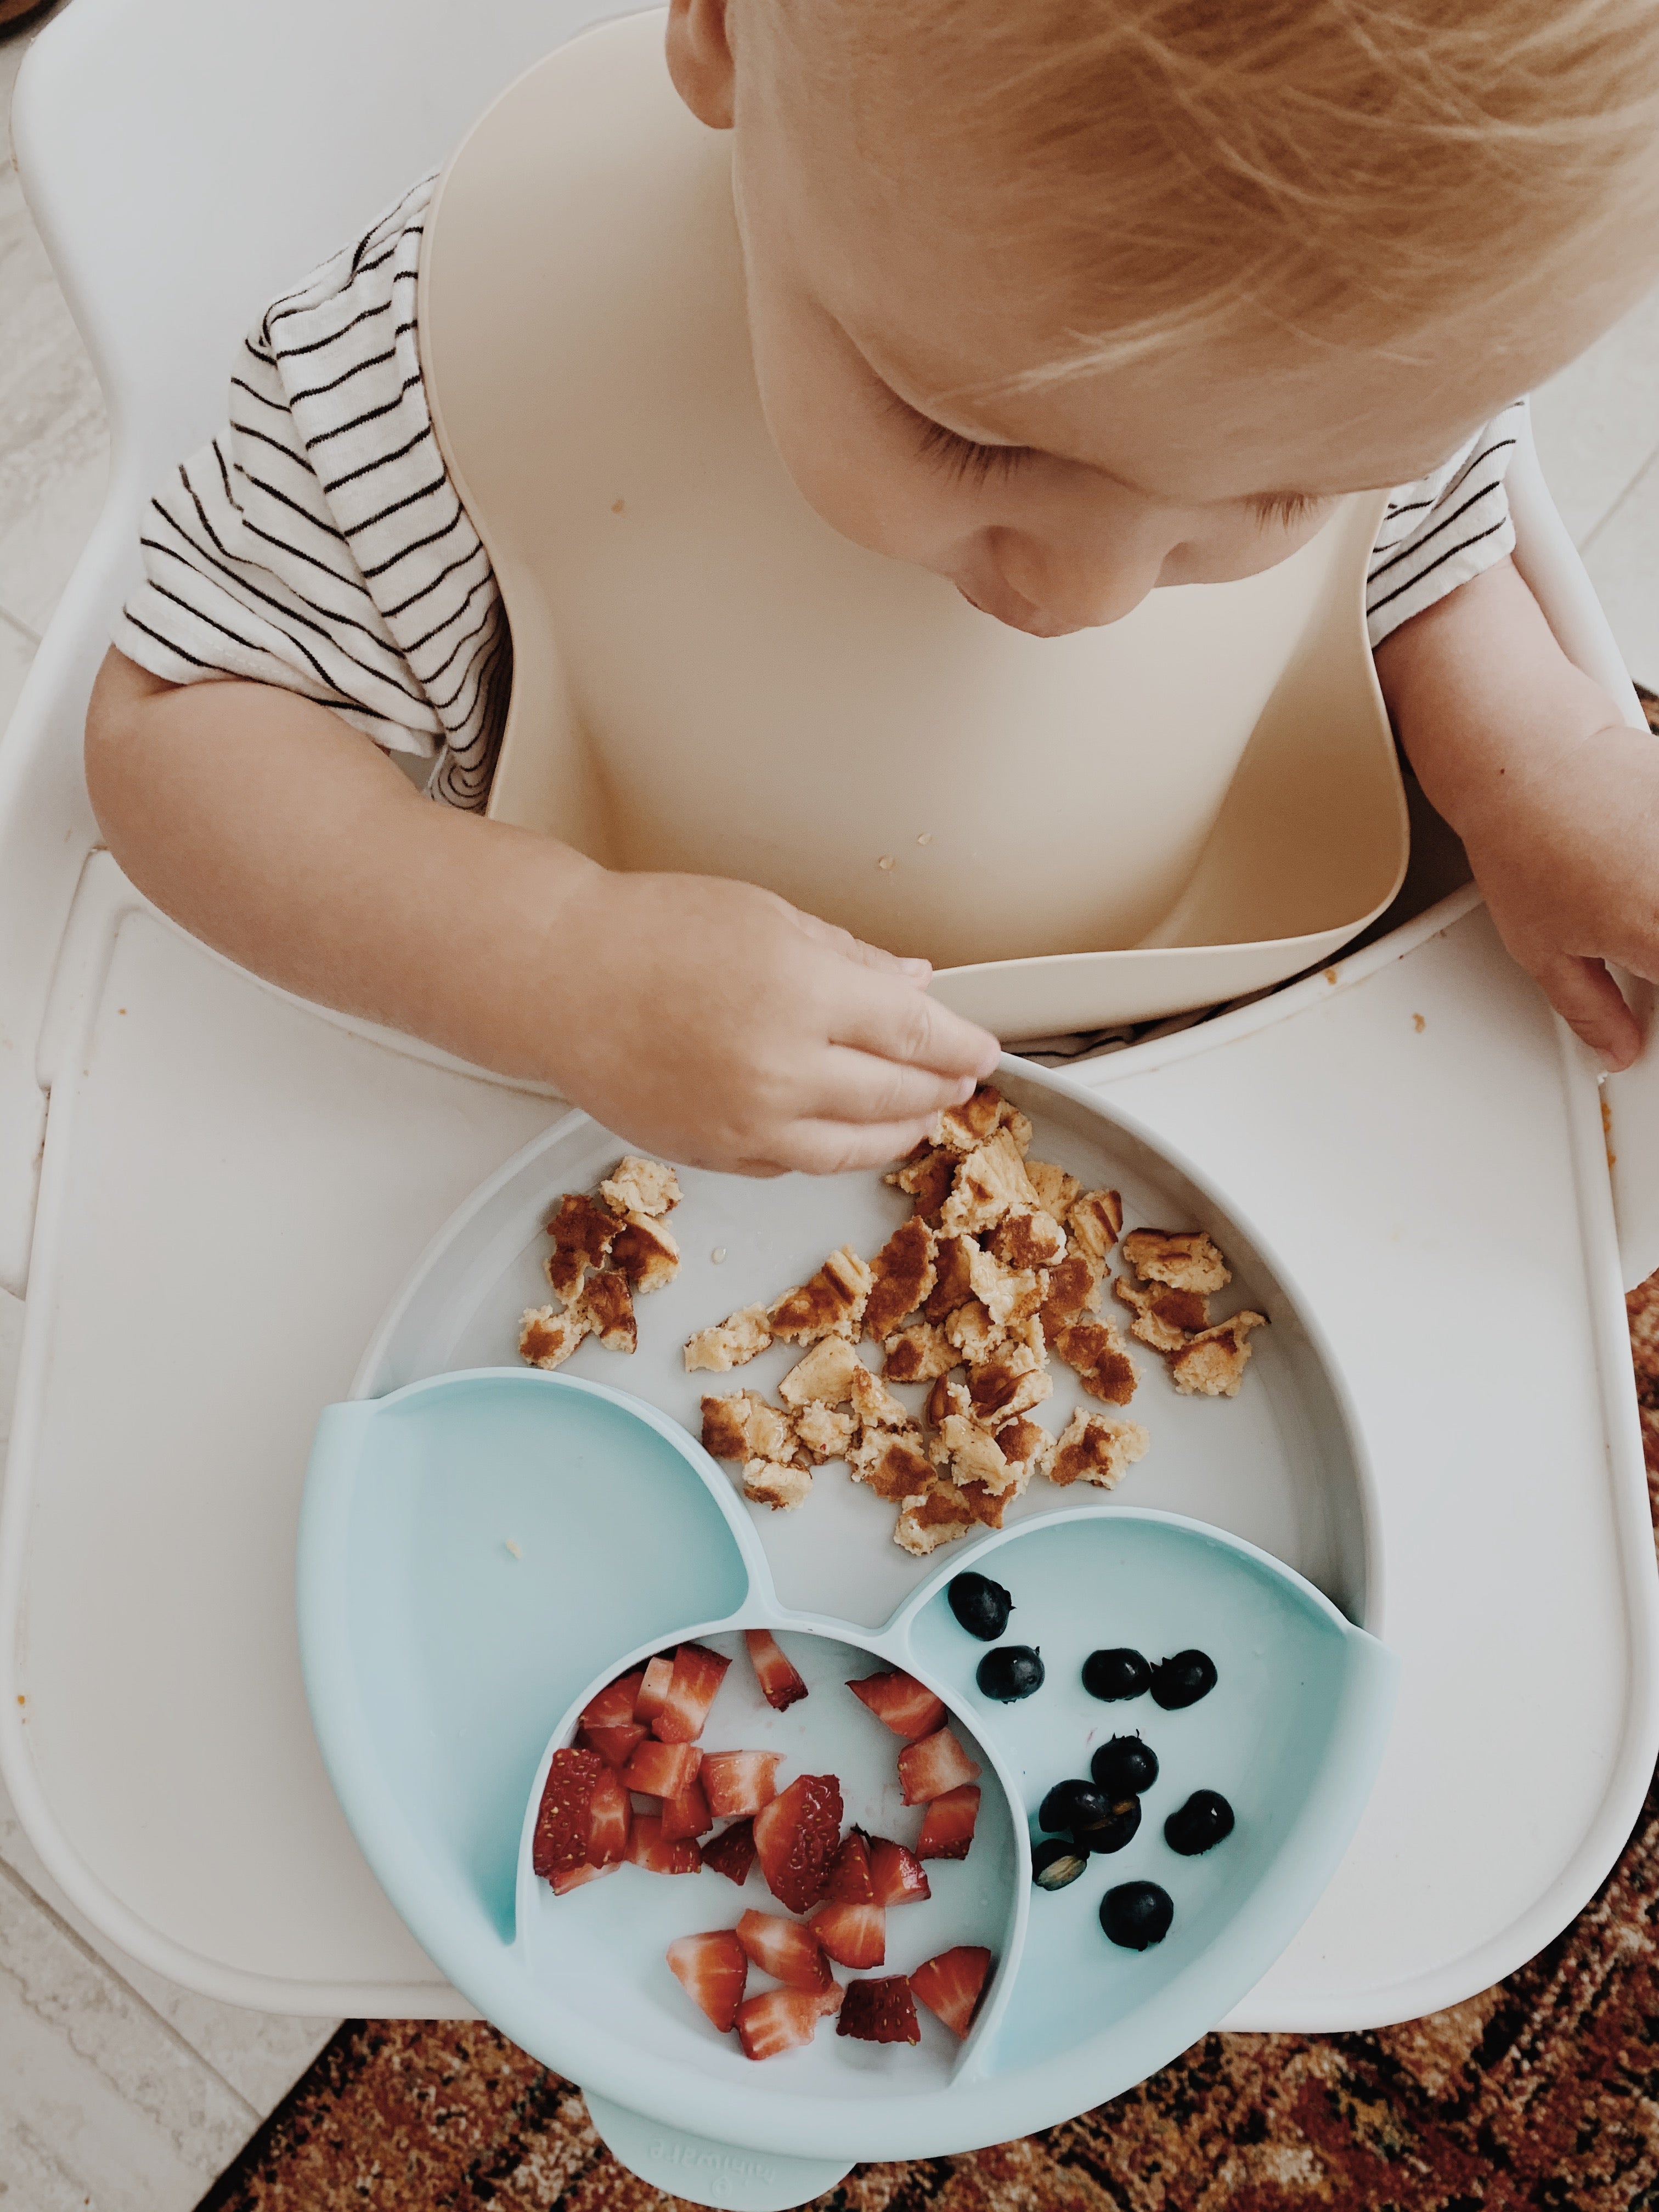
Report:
991,528,1165,634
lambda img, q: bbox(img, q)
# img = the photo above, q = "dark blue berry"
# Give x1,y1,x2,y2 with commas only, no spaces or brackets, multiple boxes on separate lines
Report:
948,1572,1013,1640
1101,1881,1174,1949
1082,1647,1150,1701
1164,1789,1235,1855
977,1644,1044,1701
1150,1650,1217,1709
1091,1735,1159,1796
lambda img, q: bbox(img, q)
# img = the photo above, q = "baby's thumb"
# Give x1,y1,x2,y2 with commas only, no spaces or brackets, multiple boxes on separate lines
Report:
1537,951,1642,1072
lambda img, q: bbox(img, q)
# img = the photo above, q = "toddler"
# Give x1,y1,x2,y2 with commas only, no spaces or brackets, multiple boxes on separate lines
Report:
85,0,1659,1173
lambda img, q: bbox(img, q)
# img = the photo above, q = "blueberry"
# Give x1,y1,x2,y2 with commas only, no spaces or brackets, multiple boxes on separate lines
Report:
1039,1778,1110,1833
1164,1789,1235,1855
1082,1647,1151,1702
1149,1650,1217,1709
977,1644,1045,1701
1075,1795,1141,1854
1091,1735,1160,1796
1101,1880,1174,1950
949,1571,1014,1640
1031,1837,1088,1891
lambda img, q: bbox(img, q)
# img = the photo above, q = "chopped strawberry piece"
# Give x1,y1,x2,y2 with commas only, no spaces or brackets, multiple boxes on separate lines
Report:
586,1765,633,1865
825,1831,876,1903
635,1654,676,1721
661,1775,714,1842
810,1900,885,1970
550,1859,619,1897
866,1835,931,1908
736,1984,842,2061
533,1747,604,1878
911,1946,993,2038
653,1643,732,1743
622,1739,703,1799
847,1669,947,1741
737,1909,834,1991
701,1819,757,1886
701,1750,783,1820
753,1774,844,1913
667,1928,748,2033
837,1976,921,2045
745,1629,808,1711
917,1783,980,1861
625,1814,703,1874
581,1671,646,1730
897,1726,981,1804
577,1722,647,1770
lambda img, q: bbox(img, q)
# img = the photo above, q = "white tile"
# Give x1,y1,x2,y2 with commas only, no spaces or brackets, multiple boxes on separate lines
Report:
0,157,110,636
1532,280,1659,547
0,606,36,740
0,1858,257,2208
1577,443,1659,689
0,1767,337,2118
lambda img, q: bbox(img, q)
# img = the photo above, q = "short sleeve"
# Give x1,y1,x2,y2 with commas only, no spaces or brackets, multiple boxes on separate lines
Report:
113,174,508,811
1365,400,1525,650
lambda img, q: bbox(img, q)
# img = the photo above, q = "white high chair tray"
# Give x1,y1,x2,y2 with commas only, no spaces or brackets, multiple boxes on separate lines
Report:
2,857,1655,2034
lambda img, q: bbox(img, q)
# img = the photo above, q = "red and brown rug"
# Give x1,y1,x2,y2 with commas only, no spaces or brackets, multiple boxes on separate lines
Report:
198,1283,1659,2212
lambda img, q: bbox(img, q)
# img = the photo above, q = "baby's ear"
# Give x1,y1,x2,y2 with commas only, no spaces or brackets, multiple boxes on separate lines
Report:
665,0,737,131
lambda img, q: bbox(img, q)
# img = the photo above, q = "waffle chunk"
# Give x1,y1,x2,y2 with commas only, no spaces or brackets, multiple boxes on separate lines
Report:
894,1478,979,1555
1052,1318,1139,1405
863,1218,938,1341
884,1143,957,1222
940,1131,1041,1235
743,1458,814,1511
610,1211,680,1294
778,1336,862,1406
1114,1273,1210,1352
543,1192,618,1300
792,1402,856,1464
1048,1408,1150,1489
599,1156,682,1218
881,1321,957,1384
1121,1227,1230,1295
702,1390,797,1465
1039,1249,1105,1334
519,1304,588,1370
1169,1311,1267,1396
1068,1189,1125,1267
770,1246,872,1344
577,1269,637,1353
684,1304,774,1373
1024,1159,1081,1227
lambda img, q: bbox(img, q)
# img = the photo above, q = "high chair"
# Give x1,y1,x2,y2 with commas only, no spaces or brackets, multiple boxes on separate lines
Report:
2,0,1657,2128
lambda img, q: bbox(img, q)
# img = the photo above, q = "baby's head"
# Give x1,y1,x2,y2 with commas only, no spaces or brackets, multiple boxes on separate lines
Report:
667,0,1659,635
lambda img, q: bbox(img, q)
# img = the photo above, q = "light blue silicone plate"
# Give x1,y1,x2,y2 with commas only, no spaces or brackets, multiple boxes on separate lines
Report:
298,1367,1396,2174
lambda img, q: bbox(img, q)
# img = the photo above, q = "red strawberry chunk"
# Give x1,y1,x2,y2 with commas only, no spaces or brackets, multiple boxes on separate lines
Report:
581,1671,646,1730
661,1775,714,1843
745,1629,808,1711
897,1726,981,1804
577,1722,647,1770
625,1814,703,1874
533,1747,604,1878
737,1909,833,1991
917,1783,980,1861
667,1928,748,2033
635,1653,676,1721
866,1835,932,1908
622,1739,703,1799
702,1750,782,1820
911,1946,993,2038
753,1774,844,1914
736,1984,842,2061
825,1831,876,1903
810,1900,885,1970
837,1975,921,2045
586,1765,633,1865
847,1669,947,1741
701,1819,757,1886
550,1859,619,1897
653,1643,732,1743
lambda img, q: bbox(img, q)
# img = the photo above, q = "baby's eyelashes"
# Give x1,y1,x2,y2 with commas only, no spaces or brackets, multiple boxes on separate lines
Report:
1249,489,1327,531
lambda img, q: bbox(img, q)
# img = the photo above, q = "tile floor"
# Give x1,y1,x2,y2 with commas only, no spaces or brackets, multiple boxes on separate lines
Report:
3,0,1659,2203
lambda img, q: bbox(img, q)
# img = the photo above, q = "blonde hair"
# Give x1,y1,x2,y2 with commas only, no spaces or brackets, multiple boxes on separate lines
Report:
797,0,1659,382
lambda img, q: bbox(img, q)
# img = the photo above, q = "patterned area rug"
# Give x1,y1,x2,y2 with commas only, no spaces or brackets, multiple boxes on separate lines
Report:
199,1285,1659,2212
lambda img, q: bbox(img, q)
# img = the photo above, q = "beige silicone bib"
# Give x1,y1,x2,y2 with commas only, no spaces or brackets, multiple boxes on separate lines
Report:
419,8,1407,1036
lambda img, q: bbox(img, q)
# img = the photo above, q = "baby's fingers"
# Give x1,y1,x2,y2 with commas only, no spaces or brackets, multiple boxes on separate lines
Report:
774,1116,941,1178
831,972,1000,1080
815,1047,977,1128
1536,951,1642,1072
788,906,932,984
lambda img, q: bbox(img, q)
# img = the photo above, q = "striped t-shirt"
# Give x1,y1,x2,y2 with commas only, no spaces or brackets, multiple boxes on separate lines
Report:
114,174,1523,813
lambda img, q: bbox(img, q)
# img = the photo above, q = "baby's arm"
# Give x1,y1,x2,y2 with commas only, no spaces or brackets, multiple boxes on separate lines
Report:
85,650,998,1172
1373,556,1657,1069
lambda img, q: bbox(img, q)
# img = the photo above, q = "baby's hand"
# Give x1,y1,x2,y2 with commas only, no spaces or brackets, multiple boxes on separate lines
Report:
554,869,1001,1174
1453,717,1659,1071
1376,557,1657,1073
